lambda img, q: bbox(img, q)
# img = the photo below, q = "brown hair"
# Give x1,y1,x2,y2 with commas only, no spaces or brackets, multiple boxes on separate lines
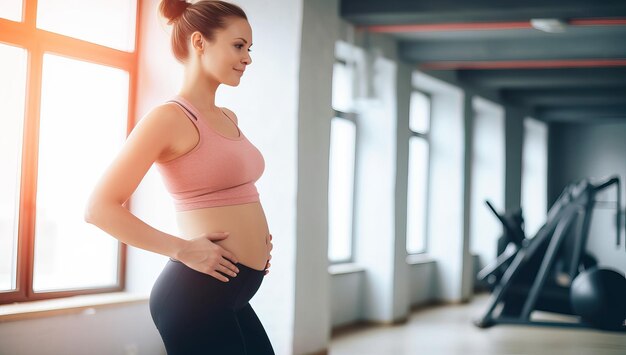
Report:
158,0,248,63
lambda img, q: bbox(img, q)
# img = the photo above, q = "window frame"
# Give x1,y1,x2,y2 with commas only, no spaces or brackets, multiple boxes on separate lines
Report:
406,89,432,255
0,0,141,304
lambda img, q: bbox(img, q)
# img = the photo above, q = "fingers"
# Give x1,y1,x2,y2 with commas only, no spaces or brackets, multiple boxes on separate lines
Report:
206,231,230,241
217,263,239,277
265,233,273,276
219,249,240,275
221,258,240,274
208,261,239,282
210,271,230,283
222,249,239,265
264,262,271,275
206,242,239,282
204,232,273,280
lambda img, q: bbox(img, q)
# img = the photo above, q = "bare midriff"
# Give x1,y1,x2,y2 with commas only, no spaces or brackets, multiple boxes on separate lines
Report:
175,201,270,271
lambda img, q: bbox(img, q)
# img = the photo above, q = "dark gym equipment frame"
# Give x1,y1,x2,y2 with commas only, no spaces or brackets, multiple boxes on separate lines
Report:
475,176,625,330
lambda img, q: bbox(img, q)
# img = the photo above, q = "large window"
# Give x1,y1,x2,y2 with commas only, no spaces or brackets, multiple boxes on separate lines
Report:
406,91,431,254
0,44,27,293
521,117,548,238
328,57,358,263
328,115,357,263
0,1,138,304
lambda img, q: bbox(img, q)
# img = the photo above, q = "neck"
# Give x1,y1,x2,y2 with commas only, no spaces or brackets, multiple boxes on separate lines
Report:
179,65,220,113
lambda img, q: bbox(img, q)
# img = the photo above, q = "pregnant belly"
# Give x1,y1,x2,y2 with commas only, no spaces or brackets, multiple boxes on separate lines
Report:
175,201,270,271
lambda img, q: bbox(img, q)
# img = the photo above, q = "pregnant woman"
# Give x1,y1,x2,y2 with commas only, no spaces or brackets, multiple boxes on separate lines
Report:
84,1,275,354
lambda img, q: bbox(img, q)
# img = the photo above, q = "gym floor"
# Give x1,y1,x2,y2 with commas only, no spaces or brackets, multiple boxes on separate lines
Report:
329,293,626,355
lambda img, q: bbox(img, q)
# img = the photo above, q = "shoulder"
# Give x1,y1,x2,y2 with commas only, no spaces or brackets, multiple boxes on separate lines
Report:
135,102,190,133
220,107,238,124
146,102,187,125
127,102,196,149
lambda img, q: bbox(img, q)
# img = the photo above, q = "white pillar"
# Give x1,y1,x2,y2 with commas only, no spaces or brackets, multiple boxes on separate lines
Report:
353,55,399,323
415,72,468,302
292,0,338,353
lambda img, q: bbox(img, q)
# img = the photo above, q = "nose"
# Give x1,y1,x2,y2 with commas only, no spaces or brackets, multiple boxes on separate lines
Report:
243,52,252,65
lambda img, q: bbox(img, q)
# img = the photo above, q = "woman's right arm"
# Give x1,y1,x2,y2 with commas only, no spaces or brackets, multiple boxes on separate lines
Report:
84,104,240,281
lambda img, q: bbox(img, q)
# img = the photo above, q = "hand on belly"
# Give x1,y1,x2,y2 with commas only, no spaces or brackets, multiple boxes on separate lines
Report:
208,231,271,271
175,232,241,283
175,202,272,272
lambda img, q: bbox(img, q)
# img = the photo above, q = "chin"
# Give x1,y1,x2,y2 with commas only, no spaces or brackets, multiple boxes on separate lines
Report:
225,78,241,87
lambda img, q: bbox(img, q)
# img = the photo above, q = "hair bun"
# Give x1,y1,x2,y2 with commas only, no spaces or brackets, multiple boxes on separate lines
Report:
159,0,190,25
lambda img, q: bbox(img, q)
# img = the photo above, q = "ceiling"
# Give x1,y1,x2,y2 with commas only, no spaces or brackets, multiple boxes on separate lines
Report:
340,0,626,123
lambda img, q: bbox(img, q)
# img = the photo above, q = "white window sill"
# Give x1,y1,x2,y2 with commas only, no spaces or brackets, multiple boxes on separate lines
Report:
406,253,436,265
0,292,149,323
328,263,366,275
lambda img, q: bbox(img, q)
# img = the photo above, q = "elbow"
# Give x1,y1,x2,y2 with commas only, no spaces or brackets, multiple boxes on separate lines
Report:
84,197,102,225
84,203,97,225
84,197,124,225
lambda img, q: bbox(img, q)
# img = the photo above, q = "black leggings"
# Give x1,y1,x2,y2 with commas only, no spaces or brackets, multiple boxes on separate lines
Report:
149,258,275,355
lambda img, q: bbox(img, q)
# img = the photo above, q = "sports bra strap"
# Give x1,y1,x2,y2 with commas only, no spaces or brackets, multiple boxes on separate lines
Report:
168,99,198,122
220,108,237,126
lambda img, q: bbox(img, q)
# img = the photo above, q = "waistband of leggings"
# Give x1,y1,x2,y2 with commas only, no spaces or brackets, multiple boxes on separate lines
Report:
168,257,265,274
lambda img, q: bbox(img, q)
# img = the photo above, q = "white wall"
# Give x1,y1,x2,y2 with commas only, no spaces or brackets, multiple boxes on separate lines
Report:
469,97,505,269
0,304,163,355
408,261,438,306
330,271,365,328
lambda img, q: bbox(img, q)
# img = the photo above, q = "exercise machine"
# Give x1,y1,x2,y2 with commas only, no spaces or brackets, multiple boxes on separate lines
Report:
475,176,626,330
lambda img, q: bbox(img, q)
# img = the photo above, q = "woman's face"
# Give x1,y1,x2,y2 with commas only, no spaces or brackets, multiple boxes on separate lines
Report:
195,17,253,86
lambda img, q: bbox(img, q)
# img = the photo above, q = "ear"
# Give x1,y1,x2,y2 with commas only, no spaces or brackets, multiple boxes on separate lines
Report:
190,31,204,53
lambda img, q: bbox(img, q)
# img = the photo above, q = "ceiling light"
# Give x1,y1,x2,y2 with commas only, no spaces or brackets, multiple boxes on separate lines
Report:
530,18,567,33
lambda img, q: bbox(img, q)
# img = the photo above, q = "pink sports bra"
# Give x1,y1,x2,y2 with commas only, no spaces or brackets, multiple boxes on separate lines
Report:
155,95,265,212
